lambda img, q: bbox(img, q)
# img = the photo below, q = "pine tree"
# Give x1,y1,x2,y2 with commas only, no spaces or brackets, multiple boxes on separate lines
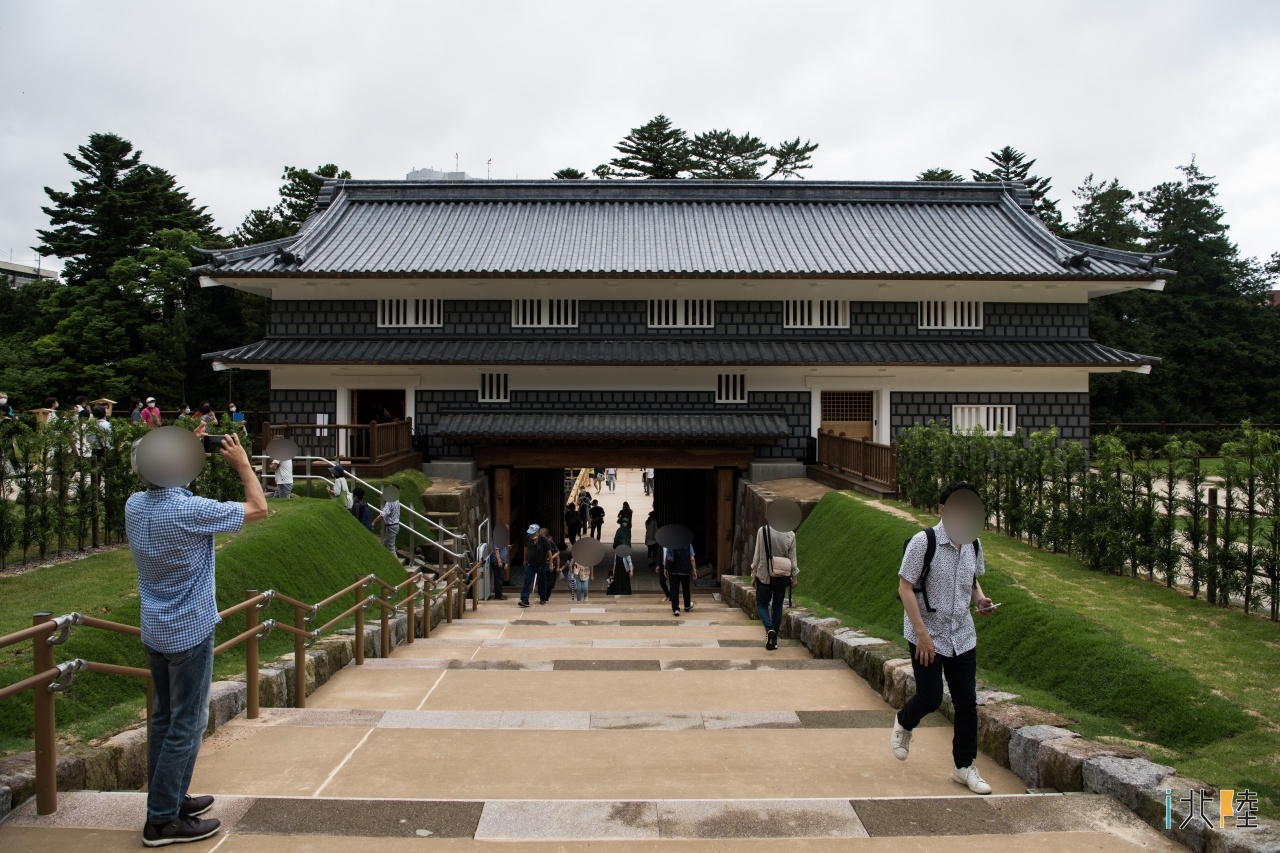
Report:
689,130,768,179
763,138,819,180
35,133,214,284
972,145,1062,230
916,168,965,182
553,168,587,179
232,163,351,246
598,114,692,179
1065,174,1142,249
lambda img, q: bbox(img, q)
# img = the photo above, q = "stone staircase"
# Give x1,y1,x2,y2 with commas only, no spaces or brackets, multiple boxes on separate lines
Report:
0,596,1188,850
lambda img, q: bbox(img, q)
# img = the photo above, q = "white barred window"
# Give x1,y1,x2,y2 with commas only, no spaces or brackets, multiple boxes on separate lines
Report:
479,373,510,403
378,298,443,327
648,299,714,328
919,300,983,330
511,298,578,328
784,299,847,329
952,404,1016,436
716,373,747,403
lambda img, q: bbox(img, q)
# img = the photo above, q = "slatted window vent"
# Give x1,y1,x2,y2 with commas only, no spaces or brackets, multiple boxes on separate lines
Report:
511,298,578,328
919,300,983,330
648,298,714,328
377,298,443,327
784,299,848,329
479,373,510,403
716,373,748,404
952,404,1016,436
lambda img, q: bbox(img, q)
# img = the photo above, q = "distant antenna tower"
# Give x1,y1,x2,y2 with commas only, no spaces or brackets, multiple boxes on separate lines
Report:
455,152,459,173
487,159,492,180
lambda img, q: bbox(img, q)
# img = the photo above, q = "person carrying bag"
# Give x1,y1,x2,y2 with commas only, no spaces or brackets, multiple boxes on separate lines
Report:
751,523,798,650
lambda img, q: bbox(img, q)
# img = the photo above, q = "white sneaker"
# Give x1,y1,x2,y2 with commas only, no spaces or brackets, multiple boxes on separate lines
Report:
952,765,992,794
890,717,912,761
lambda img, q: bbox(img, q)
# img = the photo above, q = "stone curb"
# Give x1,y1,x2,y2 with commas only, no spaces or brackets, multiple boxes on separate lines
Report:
720,574,1276,852
0,596,446,817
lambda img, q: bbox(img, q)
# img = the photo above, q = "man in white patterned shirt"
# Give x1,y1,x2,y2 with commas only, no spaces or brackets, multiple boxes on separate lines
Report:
890,482,997,795
127,424,266,846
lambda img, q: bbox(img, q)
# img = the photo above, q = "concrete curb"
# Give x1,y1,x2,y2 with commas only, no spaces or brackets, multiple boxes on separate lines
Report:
720,574,1278,852
0,596,446,816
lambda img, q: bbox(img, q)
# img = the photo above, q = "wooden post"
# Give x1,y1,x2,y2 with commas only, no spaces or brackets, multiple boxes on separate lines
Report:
354,576,366,666
32,612,56,816
294,606,307,708
245,590,260,720
1207,487,1219,605
716,468,734,579
379,583,390,658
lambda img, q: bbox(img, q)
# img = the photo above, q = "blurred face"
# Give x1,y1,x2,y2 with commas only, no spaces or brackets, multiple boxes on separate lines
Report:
941,490,984,545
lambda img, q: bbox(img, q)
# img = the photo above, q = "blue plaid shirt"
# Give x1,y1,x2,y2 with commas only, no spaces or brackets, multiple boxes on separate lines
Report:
126,488,244,653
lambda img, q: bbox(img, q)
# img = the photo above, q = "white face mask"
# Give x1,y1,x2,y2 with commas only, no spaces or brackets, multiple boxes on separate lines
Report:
229,406,236,412
0,398,7,406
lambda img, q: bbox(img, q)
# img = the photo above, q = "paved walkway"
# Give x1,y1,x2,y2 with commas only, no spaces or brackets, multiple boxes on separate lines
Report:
0,596,1182,850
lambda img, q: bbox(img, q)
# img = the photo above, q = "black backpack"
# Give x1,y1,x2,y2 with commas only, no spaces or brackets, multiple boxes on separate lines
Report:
665,546,692,576
902,528,981,613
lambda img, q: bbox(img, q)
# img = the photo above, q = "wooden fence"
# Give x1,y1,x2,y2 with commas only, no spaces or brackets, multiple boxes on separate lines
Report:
261,420,413,467
816,430,896,487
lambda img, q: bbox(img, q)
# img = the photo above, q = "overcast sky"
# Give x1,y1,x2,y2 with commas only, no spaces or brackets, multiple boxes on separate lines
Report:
2,0,1278,275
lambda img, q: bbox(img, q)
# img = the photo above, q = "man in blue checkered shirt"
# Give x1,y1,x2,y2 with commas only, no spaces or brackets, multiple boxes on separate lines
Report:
127,424,267,846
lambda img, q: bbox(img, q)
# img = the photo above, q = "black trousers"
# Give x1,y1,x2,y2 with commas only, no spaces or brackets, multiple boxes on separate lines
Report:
896,643,978,770
590,522,603,539
668,573,691,610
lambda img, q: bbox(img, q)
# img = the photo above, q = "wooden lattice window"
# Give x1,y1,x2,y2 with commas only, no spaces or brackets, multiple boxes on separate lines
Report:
511,298,578,328
716,373,747,403
919,300,983,330
784,299,847,329
648,299,714,328
479,373,510,403
952,404,1015,436
821,391,873,422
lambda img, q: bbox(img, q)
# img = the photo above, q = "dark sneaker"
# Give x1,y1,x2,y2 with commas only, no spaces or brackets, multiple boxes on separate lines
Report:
766,630,778,651
518,600,530,608
686,602,695,612
142,815,221,847
672,609,680,617
179,794,214,817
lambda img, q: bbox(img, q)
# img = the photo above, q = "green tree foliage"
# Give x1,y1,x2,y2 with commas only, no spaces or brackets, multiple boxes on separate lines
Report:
34,132,215,284
593,115,818,180
231,163,351,247
553,167,586,179
916,168,965,182
971,145,1062,230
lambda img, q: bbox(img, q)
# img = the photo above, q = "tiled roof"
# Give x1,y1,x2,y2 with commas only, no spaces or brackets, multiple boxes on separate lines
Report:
194,180,1172,281
205,337,1158,368
434,412,792,443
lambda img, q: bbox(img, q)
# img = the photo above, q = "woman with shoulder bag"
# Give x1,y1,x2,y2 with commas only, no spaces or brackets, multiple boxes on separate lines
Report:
750,523,798,650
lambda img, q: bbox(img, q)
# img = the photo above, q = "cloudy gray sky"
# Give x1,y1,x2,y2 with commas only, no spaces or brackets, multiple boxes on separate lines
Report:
2,0,1278,274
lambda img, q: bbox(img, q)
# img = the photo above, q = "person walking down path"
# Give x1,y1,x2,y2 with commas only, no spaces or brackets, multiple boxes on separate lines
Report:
571,555,592,602
605,467,617,492
610,519,634,595
589,500,605,540
891,482,998,796
269,457,293,499
751,523,798,651
141,397,162,428
593,467,605,493
519,524,555,607
663,542,696,617
578,489,591,530
564,502,582,544
126,424,267,847
351,487,374,531
327,465,353,509
643,467,654,496
372,492,401,555
616,501,633,528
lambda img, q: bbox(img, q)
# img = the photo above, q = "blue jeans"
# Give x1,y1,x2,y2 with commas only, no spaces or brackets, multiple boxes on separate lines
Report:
573,575,590,601
521,563,547,604
145,631,215,825
756,577,790,634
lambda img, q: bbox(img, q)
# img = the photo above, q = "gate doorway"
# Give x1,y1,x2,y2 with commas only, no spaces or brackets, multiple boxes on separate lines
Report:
821,390,873,440
351,389,406,424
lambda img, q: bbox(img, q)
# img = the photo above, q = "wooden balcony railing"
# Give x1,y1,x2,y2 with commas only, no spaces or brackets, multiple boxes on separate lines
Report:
261,420,414,467
816,430,897,487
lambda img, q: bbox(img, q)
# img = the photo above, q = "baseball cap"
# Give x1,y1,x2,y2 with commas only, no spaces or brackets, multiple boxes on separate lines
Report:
526,523,539,534
145,396,156,404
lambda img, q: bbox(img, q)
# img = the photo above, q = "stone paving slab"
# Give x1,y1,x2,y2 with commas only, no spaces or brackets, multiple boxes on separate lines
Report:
797,710,951,729
192,724,373,797
472,646,813,661
499,625,769,640
0,826,1191,852
312,728,1023,800
0,793,1186,851
305,668,445,710
420,670,889,712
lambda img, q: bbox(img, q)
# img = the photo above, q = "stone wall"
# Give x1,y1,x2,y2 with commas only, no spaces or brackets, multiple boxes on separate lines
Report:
421,476,492,560
718,575,1278,853
889,391,1090,442
729,479,831,576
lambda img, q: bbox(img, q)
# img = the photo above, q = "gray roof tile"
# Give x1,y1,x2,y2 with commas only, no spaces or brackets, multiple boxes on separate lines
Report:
196,180,1172,280
434,412,792,443
205,337,1158,368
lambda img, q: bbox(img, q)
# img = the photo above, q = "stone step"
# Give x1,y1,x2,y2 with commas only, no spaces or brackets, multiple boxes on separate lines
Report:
0,791,1186,850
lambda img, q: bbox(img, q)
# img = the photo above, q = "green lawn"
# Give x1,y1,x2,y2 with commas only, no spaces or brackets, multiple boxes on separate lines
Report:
793,490,1280,810
0,497,407,755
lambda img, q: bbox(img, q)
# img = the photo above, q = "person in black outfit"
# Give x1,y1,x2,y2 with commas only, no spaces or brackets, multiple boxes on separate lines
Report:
564,503,582,544
616,501,633,527
664,545,696,616
577,490,591,530
588,500,605,540
520,523,555,607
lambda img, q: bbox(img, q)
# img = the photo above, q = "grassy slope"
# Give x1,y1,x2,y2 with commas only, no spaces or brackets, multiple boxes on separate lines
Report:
794,491,1278,808
0,497,406,754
